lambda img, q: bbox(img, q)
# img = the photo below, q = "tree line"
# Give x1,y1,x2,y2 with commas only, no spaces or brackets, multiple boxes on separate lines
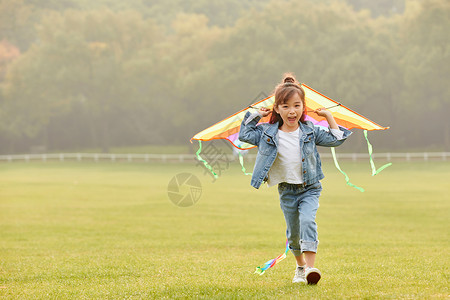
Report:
0,0,448,154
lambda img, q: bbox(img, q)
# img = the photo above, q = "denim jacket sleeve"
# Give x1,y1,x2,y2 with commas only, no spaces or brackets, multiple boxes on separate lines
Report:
239,111,264,147
313,124,352,147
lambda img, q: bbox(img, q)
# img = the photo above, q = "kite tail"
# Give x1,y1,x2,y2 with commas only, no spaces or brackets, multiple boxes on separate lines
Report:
238,152,252,176
364,130,392,176
195,140,218,179
331,147,365,192
254,240,290,275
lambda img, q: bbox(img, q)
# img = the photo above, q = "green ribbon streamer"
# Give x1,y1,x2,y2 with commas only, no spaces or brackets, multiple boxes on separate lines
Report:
238,152,252,176
363,130,392,176
331,147,365,192
195,141,218,179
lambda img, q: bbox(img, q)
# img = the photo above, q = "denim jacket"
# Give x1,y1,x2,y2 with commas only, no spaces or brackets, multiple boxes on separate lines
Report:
238,111,352,189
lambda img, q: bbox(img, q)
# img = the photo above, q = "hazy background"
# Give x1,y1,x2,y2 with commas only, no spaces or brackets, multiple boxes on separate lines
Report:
0,0,448,154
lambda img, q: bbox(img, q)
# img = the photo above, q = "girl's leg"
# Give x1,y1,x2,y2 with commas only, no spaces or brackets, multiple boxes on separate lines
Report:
299,183,323,284
298,182,322,265
294,252,314,268
294,254,306,266
278,183,302,258
304,251,316,268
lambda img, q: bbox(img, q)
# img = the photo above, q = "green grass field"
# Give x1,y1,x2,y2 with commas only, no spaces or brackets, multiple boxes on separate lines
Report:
1,160,449,299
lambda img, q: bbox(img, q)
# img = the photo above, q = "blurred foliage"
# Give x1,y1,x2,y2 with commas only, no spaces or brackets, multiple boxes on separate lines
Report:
0,0,448,154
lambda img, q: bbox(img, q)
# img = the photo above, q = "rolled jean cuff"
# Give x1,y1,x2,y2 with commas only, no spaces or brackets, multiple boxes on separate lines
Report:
300,240,319,253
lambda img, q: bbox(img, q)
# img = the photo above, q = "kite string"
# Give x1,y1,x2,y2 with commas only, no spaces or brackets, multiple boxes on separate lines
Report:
331,147,365,192
364,130,392,176
195,140,218,179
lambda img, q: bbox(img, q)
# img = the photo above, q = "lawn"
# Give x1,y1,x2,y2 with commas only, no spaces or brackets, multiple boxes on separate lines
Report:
0,160,449,299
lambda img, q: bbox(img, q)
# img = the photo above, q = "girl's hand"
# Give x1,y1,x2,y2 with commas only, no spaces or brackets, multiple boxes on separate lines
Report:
258,107,271,117
314,108,339,129
313,107,332,117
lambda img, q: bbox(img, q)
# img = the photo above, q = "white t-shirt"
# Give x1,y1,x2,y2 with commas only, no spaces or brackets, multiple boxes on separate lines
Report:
266,127,302,187
266,126,344,187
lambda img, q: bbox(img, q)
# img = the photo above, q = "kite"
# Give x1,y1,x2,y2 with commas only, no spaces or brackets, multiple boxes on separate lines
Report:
191,83,391,190
190,83,391,275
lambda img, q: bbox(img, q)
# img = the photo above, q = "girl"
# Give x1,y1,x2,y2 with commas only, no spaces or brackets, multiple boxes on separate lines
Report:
238,74,352,285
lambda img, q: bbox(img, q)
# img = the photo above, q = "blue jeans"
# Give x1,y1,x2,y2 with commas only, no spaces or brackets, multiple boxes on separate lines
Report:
278,181,322,256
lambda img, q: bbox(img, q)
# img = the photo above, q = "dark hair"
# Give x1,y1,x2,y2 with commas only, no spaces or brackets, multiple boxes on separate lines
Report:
269,73,307,126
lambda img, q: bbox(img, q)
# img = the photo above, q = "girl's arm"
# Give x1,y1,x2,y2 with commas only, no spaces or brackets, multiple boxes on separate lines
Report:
312,108,352,147
238,108,269,147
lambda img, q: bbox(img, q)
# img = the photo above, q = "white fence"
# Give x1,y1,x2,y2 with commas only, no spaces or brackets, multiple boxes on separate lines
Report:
0,152,448,163
0,153,193,163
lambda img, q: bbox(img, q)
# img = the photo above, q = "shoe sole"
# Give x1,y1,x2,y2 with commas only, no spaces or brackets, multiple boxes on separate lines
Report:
292,279,306,284
306,271,321,285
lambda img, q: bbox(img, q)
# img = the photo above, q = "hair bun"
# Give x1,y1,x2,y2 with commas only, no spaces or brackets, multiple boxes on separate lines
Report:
283,76,296,84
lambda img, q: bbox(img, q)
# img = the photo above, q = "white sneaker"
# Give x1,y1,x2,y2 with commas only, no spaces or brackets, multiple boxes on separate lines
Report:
305,267,321,285
292,266,306,283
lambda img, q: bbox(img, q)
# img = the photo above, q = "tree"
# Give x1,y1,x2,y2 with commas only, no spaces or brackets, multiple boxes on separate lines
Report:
399,0,450,149
0,0,35,50
1,9,164,152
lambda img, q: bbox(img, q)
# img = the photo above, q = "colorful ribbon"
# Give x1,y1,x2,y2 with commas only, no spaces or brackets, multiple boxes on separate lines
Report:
364,130,392,176
254,240,290,275
331,147,365,192
195,140,218,179
238,152,252,176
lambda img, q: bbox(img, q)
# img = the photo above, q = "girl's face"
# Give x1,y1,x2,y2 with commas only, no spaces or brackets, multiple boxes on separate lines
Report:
274,92,304,132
